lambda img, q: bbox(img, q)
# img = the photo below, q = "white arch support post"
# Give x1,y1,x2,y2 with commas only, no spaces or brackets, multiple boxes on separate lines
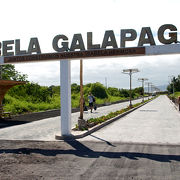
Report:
60,60,71,136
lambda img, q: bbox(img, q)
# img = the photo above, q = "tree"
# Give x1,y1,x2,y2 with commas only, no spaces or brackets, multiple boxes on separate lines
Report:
119,89,129,98
107,87,120,96
7,83,51,103
91,82,108,99
0,64,28,81
133,87,143,95
71,83,80,94
167,75,180,94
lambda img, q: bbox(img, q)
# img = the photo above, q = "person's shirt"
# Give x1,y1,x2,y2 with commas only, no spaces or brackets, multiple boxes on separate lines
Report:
88,95,94,103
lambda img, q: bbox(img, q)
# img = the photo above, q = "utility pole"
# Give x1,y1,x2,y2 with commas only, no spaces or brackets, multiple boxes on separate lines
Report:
146,82,152,99
105,77,107,89
151,84,153,95
168,75,175,97
0,65,2,80
138,78,148,102
122,68,139,108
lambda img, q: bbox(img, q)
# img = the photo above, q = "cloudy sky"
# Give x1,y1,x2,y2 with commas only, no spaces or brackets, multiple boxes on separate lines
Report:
1,0,180,89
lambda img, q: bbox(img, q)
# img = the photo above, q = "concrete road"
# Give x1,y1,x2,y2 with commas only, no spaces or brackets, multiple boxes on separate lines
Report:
0,97,148,141
80,95,180,144
0,95,179,144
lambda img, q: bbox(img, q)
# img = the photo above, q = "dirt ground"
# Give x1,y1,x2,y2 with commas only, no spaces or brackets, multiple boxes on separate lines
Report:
1,140,180,180
0,140,76,180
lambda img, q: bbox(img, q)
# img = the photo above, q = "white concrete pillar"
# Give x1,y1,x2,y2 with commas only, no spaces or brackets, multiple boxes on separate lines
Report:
60,60,71,136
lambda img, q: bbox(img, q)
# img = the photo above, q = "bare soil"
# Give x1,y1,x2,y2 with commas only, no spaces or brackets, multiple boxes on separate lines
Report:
1,140,180,180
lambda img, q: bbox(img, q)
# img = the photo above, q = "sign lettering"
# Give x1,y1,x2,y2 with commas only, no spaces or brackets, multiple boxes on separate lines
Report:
0,24,178,57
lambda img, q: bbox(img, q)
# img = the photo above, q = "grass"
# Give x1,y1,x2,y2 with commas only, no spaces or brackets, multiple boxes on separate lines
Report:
3,94,125,115
4,94,60,114
170,92,180,98
3,92,142,115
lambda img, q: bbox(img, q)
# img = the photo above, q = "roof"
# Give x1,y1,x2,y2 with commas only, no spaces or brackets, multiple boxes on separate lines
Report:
0,80,26,86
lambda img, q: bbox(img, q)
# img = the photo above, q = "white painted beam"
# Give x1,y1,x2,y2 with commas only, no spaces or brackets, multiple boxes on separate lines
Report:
145,44,180,56
0,56,4,64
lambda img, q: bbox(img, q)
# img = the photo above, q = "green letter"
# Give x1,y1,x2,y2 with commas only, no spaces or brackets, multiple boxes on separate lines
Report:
138,27,155,46
15,39,27,55
3,40,14,56
52,35,69,52
87,32,100,50
121,29,137,47
102,30,118,49
70,34,85,51
158,24,177,44
28,38,41,54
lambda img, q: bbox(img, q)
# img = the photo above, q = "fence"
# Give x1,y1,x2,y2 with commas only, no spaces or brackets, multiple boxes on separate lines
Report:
168,95,180,111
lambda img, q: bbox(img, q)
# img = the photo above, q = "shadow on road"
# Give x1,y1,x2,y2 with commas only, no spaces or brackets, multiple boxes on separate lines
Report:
0,140,180,163
0,119,30,129
89,135,116,147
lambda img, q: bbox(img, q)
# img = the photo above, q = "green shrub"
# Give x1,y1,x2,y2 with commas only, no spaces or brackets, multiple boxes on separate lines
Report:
7,83,52,103
3,82,143,115
71,83,80,94
91,82,108,99
119,89,129,98
107,87,120,96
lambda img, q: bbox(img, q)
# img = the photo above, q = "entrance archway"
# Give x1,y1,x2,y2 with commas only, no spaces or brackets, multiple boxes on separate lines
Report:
1,44,180,137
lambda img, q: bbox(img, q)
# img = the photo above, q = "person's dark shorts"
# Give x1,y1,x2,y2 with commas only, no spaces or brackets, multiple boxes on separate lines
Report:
89,102,93,107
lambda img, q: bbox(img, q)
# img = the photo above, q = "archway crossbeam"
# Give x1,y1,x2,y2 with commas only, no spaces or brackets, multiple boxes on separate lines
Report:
0,44,180,64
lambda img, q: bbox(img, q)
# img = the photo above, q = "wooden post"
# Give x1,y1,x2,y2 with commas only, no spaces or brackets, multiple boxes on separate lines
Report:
0,65,2,80
129,70,132,108
78,59,87,130
80,59,83,119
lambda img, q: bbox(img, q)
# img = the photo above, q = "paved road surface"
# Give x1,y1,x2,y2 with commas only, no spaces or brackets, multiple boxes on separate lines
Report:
80,95,180,144
0,95,179,144
0,97,148,141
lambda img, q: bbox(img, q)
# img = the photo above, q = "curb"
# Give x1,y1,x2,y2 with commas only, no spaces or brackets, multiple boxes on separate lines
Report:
55,99,153,140
167,95,180,112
